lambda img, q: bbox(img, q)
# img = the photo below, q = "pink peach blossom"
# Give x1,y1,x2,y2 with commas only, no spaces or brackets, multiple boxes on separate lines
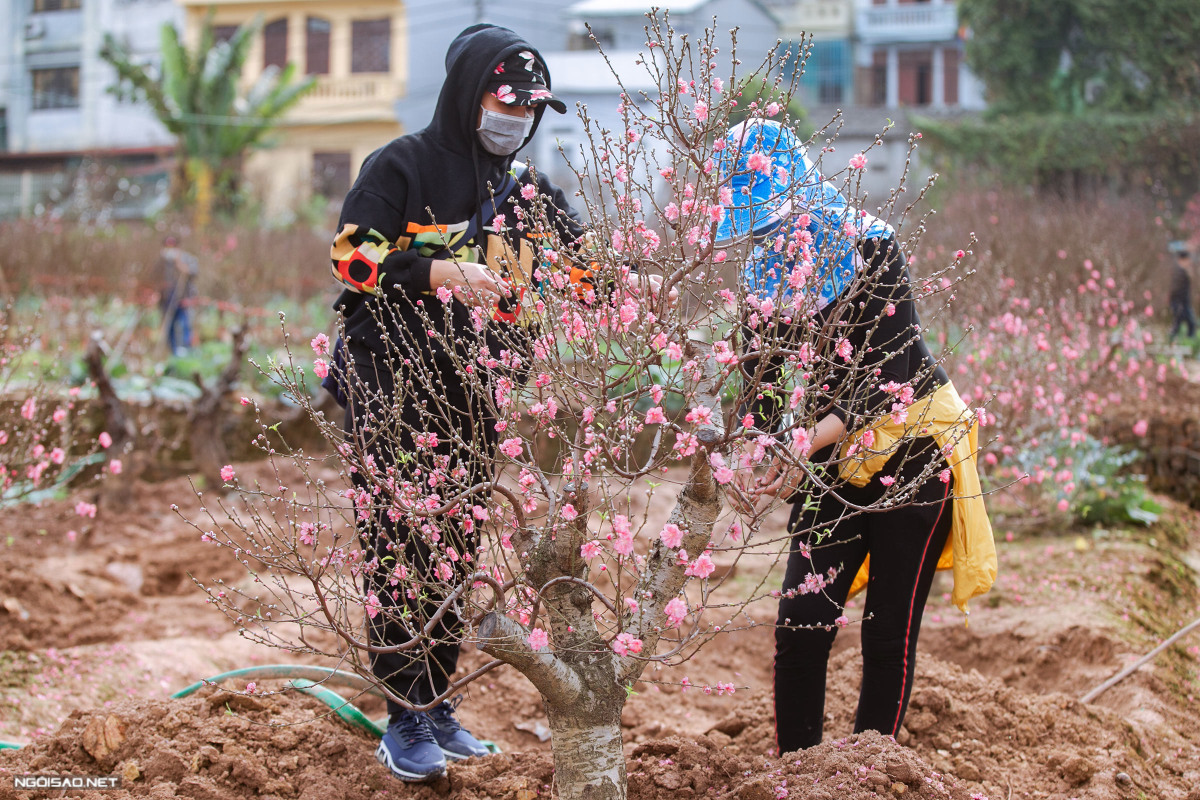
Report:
664,596,688,627
659,523,684,548
527,627,549,650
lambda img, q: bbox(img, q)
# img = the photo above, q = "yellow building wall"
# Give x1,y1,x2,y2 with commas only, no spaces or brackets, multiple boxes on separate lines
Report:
180,0,406,217
243,121,397,219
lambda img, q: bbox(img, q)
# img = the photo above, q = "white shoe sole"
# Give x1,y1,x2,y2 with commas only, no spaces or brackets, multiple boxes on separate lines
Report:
375,741,446,782
440,746,489,761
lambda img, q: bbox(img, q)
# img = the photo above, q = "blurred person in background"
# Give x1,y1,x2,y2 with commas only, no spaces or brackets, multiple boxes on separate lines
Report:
1168,240,1196,344
159,234,198,356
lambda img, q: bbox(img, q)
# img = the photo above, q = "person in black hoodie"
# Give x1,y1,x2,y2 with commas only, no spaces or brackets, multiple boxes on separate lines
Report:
328,25,612,783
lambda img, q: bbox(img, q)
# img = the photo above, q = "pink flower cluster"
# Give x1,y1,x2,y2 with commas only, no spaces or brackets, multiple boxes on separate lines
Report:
952,257,1166,514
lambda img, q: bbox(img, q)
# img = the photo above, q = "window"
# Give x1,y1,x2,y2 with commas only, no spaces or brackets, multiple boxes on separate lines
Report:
898,50,933,106
944,47,960,106
590,28,616,50
870,52,887,106
31,67,80,110
214,25,239,46
817,82,840,105
915,63,931,105
33,0,81,11
351,18,390,73
798,40,850,106
263,18,288,70
0,109,7,152
306,17,331,75
313,152,352,200
568,27,613,51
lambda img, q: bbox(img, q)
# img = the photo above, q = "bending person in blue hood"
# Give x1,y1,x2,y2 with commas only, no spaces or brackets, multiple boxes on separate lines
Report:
717,120,986,753
327,25,588,783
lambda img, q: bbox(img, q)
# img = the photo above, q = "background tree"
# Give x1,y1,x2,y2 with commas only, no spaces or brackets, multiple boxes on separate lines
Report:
183,16,972,800
959,0,1200,114
99,15,315,227
921,0,1200,202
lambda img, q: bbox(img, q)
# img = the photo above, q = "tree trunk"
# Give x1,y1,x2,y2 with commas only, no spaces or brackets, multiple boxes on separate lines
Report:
547,700,627,800
188,325,248,483
478,345,726,800
189,159,213,230
478,601,630,799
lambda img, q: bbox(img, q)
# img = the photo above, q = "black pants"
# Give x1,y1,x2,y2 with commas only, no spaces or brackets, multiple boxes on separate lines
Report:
1170,297,1197,342
343,346,498,715
774,438,953,753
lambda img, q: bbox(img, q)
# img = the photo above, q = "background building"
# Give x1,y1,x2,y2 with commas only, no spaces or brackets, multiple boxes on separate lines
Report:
854,0,983,111
778,0,986,200
0,0,181,219
778,0,855,108
0,0,989,221
527,0,781,205
177,0,406,218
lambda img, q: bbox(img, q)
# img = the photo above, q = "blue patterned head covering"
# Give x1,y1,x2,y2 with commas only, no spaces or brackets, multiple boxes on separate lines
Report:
715,120,892,309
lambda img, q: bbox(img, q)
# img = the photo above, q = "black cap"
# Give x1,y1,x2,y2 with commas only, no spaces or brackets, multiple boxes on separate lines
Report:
485,50,567,114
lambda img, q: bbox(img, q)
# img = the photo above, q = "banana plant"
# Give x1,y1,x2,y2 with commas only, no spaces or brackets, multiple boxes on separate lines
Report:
100,13,316,225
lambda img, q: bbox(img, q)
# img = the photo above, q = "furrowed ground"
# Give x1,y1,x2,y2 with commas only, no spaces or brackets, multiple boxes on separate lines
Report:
1,458,1198,800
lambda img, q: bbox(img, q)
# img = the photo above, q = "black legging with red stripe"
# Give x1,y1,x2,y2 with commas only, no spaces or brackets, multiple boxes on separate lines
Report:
774,435,952,753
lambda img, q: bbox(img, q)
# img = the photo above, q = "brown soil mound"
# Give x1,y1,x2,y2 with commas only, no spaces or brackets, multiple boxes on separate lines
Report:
0,560,137,652
0,469,266,653
3,460,1199,799
922,624,1123,695
3,647,1199,800
0,687,386,800
0,687,967,800
815,649,1200,800
626,731,969,800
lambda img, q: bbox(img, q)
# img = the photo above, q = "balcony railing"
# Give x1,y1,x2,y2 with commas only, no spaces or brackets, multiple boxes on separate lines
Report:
786,0,853,35
856,3,958,43
278,75,404,123
304,75,401,103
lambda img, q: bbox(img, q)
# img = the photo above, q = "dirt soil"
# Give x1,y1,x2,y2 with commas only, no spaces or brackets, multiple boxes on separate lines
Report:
2,461,1200,799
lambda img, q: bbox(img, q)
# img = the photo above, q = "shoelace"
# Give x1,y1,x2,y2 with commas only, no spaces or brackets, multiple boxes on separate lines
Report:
428,696,465,733
391,712,437,746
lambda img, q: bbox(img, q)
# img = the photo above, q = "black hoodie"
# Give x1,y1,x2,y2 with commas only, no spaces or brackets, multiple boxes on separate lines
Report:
329,24,585,385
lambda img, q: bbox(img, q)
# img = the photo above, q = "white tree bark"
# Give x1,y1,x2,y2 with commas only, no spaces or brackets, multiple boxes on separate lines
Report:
547,706,627,800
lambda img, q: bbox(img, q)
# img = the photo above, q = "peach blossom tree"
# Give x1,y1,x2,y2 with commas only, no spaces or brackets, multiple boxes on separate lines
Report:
0,314,114,512
947,257,1166,521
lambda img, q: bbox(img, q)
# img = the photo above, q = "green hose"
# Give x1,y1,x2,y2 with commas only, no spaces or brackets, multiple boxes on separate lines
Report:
0,741,22,750
288,678,387,737
170,664,385,701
